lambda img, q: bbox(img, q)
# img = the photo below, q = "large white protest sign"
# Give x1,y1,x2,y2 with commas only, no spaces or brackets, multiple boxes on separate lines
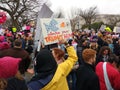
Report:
40,18,72,45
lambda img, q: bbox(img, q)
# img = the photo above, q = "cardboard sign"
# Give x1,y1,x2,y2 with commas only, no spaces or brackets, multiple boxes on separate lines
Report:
40,18,72,45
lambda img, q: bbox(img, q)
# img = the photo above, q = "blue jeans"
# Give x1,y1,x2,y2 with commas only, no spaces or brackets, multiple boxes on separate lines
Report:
67,71,77,90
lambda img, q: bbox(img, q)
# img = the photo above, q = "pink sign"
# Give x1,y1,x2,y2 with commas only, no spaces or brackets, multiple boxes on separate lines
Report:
26,26,31,30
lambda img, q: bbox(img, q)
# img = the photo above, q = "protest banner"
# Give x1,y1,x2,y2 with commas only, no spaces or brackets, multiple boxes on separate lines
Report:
40,18,72,45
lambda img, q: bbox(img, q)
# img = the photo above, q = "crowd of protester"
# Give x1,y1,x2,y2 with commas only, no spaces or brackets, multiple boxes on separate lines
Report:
0,27,120,90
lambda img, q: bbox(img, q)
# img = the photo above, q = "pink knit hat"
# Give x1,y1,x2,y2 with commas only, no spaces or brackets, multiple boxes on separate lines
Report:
0,42,10,50
0,36,5,42
0,57,21,78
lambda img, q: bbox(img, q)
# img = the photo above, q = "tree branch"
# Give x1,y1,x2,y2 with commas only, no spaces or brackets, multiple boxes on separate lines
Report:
0,6,11,14
13,0,20,15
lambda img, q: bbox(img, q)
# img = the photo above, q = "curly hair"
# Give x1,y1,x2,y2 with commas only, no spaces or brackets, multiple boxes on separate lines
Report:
82,49,96,62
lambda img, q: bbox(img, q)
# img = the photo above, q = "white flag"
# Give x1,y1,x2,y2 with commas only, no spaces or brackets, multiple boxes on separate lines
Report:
34,4,53,51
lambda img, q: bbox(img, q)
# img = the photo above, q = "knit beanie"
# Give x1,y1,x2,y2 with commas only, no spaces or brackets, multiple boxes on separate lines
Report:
0,57,21,78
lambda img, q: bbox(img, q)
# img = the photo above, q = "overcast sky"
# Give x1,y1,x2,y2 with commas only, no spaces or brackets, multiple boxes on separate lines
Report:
50,0,120,15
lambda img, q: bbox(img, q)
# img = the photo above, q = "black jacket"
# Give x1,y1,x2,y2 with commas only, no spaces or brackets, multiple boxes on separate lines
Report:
76,63,100,90
114,43,120,56
6,77,28,90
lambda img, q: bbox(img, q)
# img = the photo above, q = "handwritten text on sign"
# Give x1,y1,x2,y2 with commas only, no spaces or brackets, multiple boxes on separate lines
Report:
40,18,72,45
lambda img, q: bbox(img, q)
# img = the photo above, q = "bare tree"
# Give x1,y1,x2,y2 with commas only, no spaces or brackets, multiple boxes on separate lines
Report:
2,18,12,28
0,0,40,30
105,15,120,26
70,16,80,31
78,6,98,29
68,7,80,31
68,7,78,19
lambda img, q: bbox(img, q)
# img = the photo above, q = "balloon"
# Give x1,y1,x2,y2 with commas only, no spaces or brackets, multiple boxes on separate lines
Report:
0,12,7,24
12,27,17,33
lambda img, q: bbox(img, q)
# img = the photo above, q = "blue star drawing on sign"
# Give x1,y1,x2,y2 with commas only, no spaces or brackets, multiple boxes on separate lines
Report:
44,19,59,33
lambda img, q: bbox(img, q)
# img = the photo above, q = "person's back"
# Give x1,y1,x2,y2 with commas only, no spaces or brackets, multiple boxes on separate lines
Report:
0,39,31,74
76,63,99,90
6,77,28,90
96,54,120,90
0,39,29,59
0,47,29,59
76,49,100,90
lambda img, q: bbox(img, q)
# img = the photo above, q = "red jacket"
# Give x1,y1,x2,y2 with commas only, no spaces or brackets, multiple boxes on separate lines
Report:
96,62,120,90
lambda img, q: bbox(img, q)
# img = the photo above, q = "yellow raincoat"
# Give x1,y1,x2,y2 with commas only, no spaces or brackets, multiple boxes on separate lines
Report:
42,46,78,90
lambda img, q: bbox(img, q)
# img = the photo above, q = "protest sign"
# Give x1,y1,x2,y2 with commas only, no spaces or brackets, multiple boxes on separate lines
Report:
40,18,72,45
99,25,106,31
113,27,120,33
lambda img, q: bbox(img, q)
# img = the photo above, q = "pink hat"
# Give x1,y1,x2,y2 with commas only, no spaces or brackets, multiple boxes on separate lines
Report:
0,57,21,78
0,42,10,50
6,33,12,37
0,36,5,42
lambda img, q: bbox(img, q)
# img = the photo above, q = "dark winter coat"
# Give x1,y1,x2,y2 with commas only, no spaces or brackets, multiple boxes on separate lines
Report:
76,63,100,90
6,77,28,90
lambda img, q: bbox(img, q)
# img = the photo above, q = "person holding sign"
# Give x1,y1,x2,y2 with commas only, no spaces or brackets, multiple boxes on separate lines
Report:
28,39,78,90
